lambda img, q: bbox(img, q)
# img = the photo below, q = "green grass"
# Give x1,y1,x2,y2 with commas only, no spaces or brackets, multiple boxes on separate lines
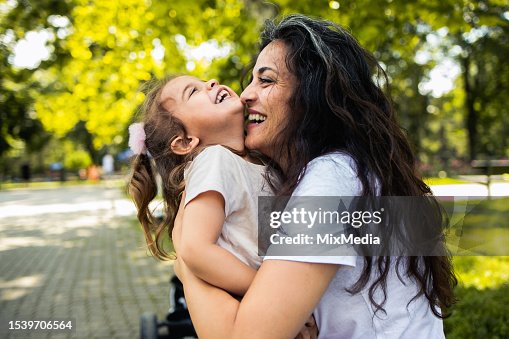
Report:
444,197,509,255
445,257,509,338
452,256,509,289
424,177,471,185
0,178,126,191
443,197,509,337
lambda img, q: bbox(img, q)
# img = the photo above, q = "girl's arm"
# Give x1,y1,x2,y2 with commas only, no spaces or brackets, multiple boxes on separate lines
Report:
178,190,256,296
175,255,338,339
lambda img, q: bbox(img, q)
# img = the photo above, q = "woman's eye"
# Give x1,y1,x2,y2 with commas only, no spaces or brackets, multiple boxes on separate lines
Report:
259,77,273,84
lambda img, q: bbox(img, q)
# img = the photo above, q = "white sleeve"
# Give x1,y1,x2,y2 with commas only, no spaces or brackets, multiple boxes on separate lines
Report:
184,145,241,216
264,153,362,267
293,153,362,197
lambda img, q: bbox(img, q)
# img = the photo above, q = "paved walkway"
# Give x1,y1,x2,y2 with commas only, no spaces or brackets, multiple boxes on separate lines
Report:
0,180,507,338
0,184,173,338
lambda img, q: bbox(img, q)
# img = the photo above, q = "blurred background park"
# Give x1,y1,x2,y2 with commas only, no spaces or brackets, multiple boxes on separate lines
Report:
0,0,508,337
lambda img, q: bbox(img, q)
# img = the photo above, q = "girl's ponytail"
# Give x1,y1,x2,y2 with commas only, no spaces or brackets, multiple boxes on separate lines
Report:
128,153,160,257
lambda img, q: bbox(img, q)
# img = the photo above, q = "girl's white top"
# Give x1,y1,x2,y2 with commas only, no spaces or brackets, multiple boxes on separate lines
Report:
184,145,270,269
265,152,445,339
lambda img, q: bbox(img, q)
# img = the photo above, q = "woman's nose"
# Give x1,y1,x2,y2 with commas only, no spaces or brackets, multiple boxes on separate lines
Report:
206,79,218,90
240,84,255,104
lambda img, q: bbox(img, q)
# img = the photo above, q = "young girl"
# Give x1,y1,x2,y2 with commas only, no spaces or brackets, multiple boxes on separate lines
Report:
128,76,269,296
128,75,319,337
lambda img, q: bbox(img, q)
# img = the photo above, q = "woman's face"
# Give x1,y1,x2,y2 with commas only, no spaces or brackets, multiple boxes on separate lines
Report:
241,40,296,158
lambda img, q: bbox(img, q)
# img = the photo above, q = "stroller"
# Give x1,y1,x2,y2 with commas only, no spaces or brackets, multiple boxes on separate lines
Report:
140,276,197,339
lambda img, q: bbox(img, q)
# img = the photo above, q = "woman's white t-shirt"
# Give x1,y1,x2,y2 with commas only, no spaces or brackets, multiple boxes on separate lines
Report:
184,145,269,269
265,152,445,339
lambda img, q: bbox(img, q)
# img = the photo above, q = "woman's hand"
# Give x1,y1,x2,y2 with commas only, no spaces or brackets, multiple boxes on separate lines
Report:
295,315,318,339
171,192,186,254
172,193,186,281
173,255,185,282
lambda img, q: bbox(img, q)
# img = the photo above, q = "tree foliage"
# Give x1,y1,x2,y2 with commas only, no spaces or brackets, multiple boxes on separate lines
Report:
31,0,266,156
0,0,70,158
1,0,508,171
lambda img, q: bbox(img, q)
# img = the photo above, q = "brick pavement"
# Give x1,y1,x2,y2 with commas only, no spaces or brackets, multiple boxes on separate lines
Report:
0,184,174,338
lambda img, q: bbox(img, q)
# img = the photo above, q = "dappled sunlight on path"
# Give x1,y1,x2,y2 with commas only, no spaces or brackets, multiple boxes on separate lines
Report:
0,185,172,338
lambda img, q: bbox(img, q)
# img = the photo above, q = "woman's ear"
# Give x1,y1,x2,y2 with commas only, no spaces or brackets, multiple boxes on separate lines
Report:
170,136,200,155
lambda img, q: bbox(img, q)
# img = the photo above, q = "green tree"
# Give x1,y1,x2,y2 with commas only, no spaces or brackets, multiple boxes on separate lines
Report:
31,0,263,161
2,0,508,171
0,0,71,158
273,0,508,163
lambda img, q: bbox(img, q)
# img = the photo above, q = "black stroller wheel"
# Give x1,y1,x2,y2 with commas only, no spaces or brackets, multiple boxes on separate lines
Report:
139,276,197,338
140,312,159,339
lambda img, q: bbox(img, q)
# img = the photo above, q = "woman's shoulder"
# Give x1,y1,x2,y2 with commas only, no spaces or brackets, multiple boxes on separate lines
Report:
294,151,362,196
306,151,357,177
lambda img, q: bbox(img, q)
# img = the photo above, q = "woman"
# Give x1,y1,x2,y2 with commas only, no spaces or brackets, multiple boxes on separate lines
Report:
173,14,456,338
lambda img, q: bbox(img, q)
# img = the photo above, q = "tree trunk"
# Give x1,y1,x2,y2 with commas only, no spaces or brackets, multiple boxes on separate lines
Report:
462,55,478,161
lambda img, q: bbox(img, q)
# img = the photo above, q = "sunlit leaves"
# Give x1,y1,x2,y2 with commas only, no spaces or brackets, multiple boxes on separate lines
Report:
30,0,262,153
2,0,508,165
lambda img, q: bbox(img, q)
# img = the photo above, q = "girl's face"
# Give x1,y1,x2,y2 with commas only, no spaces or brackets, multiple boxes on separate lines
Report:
160,76,245,147
240,40,296,158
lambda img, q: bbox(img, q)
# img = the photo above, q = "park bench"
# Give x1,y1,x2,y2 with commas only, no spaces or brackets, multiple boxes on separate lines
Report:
471,159,509,197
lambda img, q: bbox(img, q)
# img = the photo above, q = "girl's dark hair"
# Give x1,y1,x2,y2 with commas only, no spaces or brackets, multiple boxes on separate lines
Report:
128,76,193,260
250,14,456,317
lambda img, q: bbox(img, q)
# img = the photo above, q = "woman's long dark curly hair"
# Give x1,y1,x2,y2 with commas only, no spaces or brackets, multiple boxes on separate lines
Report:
248,14,456,318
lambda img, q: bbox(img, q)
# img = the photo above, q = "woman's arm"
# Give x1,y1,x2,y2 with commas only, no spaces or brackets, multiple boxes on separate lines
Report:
175,153,358,338
178,190,256,296
176,255,338,339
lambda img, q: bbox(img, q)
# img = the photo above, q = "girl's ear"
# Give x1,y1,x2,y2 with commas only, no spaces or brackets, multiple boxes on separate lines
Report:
170,136,200,155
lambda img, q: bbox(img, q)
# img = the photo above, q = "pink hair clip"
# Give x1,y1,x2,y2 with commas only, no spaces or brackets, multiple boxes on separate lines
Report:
128,123,147,155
